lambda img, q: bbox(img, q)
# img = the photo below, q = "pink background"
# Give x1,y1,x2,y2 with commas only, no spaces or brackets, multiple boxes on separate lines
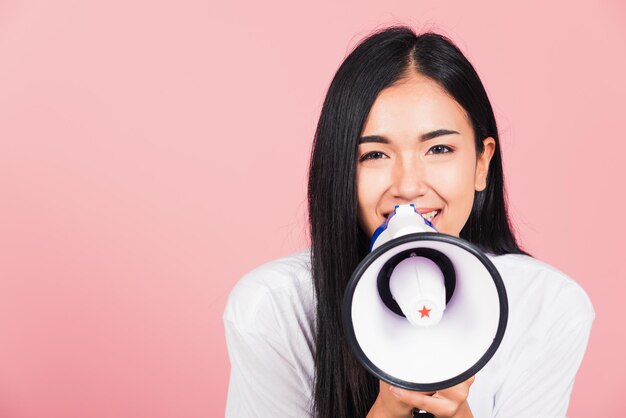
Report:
0,0,624,417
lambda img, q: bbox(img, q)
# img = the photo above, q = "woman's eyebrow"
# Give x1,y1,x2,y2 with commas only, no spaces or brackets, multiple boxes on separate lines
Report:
420,129,460,141
359,129,460,144
359,135,390,144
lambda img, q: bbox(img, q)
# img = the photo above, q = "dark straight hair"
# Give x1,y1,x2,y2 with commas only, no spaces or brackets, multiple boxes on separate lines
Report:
307,26,530,417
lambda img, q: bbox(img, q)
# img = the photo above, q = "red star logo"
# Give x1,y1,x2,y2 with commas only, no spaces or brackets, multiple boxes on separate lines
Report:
419,305,431,318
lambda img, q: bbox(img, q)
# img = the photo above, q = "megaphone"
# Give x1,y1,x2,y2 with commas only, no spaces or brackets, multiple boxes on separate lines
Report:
343,204,508,394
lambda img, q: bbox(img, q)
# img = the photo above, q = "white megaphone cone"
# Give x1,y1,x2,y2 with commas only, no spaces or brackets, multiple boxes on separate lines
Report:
343,204,508,392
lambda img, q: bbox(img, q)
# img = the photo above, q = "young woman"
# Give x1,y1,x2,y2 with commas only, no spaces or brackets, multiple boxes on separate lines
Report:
223,26,594,418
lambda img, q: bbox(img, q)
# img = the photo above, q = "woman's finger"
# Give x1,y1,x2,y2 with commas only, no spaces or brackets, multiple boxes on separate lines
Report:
388,377,475,417
389,386,453,415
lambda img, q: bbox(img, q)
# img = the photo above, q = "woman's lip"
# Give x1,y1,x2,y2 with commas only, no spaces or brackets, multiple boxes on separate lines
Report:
381,208,441,222
416,208,440,214
383,207,440,217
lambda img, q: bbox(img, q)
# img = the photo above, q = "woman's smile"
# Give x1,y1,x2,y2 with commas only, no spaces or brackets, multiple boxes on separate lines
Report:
381,207,441,227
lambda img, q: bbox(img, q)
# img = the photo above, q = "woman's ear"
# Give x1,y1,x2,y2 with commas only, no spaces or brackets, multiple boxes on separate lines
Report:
475,137,496,192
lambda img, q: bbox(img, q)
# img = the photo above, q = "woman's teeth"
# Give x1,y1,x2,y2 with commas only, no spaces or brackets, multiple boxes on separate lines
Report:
422,210,439,221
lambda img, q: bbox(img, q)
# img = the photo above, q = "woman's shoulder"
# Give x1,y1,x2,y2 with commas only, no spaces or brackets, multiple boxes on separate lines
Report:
223,249,314,332
488,252,595,321
233,249,312,288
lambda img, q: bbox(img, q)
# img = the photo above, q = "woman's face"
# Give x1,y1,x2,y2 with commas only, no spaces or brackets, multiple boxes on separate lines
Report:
357,72,496,238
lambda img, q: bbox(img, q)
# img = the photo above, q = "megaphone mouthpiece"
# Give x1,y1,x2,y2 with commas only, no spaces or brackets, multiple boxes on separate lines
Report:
389,256,446,327
371,204,437,251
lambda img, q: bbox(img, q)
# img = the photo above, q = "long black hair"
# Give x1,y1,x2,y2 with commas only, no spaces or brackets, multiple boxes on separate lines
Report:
307,26,530,418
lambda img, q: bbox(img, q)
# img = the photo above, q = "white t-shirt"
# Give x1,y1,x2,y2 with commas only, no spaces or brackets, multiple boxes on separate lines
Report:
223,250,594,417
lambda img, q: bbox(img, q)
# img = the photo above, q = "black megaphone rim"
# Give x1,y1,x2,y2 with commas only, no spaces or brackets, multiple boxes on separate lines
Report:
342,232,508,392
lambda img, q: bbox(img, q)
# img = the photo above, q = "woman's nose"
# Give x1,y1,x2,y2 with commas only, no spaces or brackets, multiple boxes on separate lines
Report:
391,158,427,200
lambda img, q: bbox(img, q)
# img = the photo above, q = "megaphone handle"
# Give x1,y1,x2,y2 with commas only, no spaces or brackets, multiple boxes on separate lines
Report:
412,409,434,418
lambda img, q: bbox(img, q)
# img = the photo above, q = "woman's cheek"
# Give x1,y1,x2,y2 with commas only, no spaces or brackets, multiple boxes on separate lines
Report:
429,163,476,234
438,165,467,196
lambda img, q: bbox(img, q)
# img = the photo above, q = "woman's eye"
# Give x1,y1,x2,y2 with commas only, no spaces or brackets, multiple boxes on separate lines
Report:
359,151,388,162
427,145,453,155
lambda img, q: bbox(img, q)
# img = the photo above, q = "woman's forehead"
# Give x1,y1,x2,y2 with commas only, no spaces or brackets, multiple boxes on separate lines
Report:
363,74,472,136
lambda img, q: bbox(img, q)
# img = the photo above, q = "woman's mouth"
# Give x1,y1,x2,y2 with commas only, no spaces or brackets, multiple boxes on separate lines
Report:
420,209,440,223
382,208,441,225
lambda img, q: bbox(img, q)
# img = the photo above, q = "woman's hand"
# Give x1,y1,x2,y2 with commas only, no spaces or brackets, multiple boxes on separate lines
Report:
366,377,475,418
